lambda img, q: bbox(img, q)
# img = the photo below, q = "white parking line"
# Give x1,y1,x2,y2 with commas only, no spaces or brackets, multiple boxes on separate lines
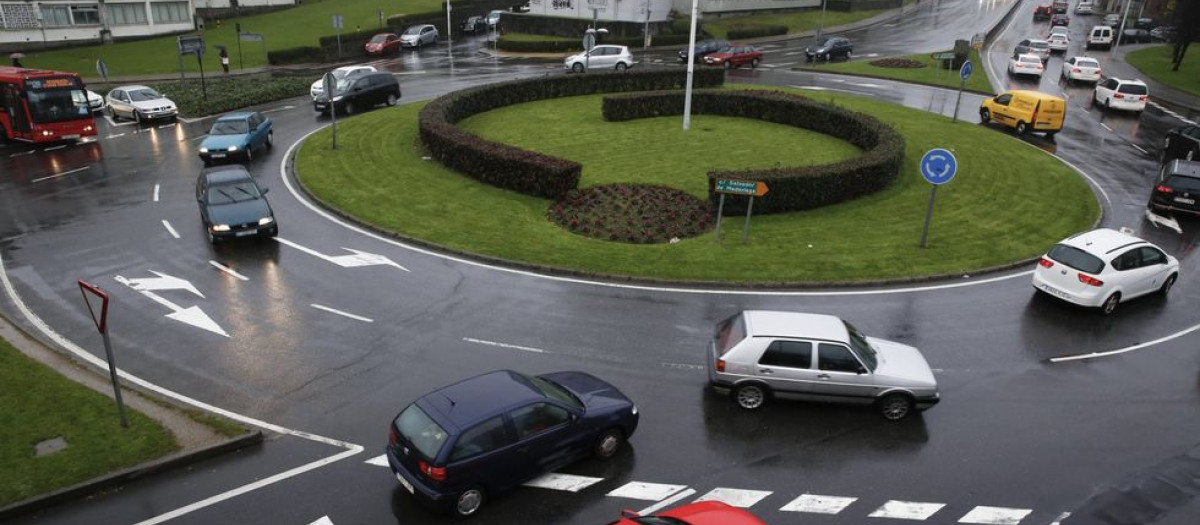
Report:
310,303,373,322
161,220,180,239
957,506,1032,524
105,133,126,139
780,494,858,514
8,151,34,158
694,487,772,508
1050,321,1200,362
31,165,89,183
43,145,66,152
462,337,545,353
522,473,605,492
153,183,160,202
609,482,689,501
637,488,697,515
1050,511,1071,524
364,454,389,466
1100,122,1113,132
157,123,175,129
869,501,946,520
1130,143,1148,155
209,261,249,281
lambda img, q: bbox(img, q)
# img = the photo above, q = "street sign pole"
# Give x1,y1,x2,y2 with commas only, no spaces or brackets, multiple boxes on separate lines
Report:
917,148,958,248
236,23,244,70
952,60,972,123
919,185,939,248
741,196,755,244
195,51,207,100
713,179,770,243
682,0,699,131
713,193,726,241
333,15,344,58
324,73,338,150
78,281,128,428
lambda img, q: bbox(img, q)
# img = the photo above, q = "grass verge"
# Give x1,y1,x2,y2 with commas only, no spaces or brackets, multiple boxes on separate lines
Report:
702,1,909,40
800,49,994,94
295,86,1098,283
1125,45,1200,98
0,338,179,506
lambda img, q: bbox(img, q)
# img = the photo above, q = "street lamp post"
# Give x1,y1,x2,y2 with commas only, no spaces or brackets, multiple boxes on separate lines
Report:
584,25,608,72
815,0,828,41
682,0,699,130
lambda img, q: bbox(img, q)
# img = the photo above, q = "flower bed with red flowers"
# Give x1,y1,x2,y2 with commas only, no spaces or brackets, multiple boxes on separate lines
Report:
548,184,713,244
868,58,927,68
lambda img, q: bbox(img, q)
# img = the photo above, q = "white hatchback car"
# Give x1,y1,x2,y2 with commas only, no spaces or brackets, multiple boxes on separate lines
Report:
1033,228,1179,315
1062,56,1102,83
564,45,635,73
310,65,378,99
1047,33,1070,53
105,85,177,122
707,310,939,420
1008,53,1046,77
1094,77,1149,112
1075,1,1093,14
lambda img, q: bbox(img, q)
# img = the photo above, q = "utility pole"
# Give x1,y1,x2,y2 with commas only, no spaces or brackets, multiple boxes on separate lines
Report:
682,0,698,131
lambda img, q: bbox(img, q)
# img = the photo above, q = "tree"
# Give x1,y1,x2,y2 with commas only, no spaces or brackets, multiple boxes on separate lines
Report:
1170,0,1199,71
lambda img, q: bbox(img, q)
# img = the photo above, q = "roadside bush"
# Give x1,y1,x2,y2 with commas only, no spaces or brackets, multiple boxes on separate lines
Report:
149,75,314,118
267,46,325,65
419,69,725,199
602,89,906,215
726,25,788,40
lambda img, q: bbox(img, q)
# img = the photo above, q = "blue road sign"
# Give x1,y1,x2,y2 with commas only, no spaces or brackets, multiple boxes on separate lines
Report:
960,60,973,81
920,148,958,185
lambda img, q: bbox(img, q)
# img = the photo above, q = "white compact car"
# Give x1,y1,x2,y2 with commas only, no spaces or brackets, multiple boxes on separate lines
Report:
105,85,177,122
1061,56,1102,83
1033,228,1179,315
564,45,635,73
1008,53,1046,77
1094,77,1149,112
1047,33,1070,52
85,90,104,113
310,65,377,99
399,24,438,48
1075,1,1094,14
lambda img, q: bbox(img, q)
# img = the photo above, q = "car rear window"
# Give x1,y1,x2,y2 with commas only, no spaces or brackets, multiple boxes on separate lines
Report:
1077,59,1100,68
395,404,448,459
714,313,747,354
1118,83,1148,95
1166,175,1200,192
1048,244,1105,274
1031,41,1050,49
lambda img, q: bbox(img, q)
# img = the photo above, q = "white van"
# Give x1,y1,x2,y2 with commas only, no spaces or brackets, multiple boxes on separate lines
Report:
1087,25,1114,49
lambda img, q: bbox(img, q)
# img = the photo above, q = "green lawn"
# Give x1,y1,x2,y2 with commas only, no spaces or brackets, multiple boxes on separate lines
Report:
0,338,179,506
1125,45,1200,98
295,86,1097,283
802,49,995,94
21,0,440,78
702,1,909,40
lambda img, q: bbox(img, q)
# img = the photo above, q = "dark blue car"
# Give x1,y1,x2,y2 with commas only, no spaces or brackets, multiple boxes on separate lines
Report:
198,111,273,165
387,370,639,518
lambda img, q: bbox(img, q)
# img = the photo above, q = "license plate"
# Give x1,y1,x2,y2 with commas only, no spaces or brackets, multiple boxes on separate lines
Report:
235,230,256,237
212,153,226,159
1174,197,1196,205
1043,283,1070,298
396,472,415,494
62,134,80,140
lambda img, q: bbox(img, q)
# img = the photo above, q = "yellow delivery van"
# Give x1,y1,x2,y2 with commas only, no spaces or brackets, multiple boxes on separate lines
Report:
979,90,1066,137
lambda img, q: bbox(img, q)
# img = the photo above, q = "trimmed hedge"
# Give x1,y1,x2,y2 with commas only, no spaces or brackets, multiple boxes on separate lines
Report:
601,89,906,215
496,33,693,53
726,25,789,40
267,46,326,65
149,75,314,117
419,69,726,199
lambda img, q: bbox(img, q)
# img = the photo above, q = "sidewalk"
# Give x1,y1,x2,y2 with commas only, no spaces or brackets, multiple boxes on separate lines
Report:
1104,44,1200,115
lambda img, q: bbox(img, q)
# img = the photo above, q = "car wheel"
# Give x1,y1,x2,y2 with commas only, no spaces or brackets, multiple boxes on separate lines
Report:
107,106,118,121
572,62,584,73
1105,98,1112,111
980,108,991,123
266,131,274,148
877,393,914,421
1160,274,1177,296
1101,293,1120,315
845,50,852,60
386,94,398,106
751,58,760,68
1016,120,1029,135
202,158,211,167
593,428,624,460
207,230,219,245
724,60,733,69
344,101,355,115
733,383,767,410
1188,150,1195,161
246,147,253,163
615,62,628,71
133,110,142,124
452,486,485,518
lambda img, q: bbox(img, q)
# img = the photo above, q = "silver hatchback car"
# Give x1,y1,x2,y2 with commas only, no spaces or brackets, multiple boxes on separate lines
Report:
707,311,939,420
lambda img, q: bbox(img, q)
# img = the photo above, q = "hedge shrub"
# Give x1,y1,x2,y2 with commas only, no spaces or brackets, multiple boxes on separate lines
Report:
726,25,789,40
267,46,326,65
419,69,726,199
149,75,314,117
601,89,905,215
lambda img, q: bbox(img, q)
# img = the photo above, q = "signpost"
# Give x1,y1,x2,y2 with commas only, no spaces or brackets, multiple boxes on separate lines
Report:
333,14,344,58
95,58,109,82
239,32,266,68
323,72,338,150
952,60,972,123
176,35,207,99
78,280,128,428
713,179,769,243
918,148,958,248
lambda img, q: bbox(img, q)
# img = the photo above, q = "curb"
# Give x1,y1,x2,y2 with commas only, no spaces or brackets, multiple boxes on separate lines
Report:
789,67,998,97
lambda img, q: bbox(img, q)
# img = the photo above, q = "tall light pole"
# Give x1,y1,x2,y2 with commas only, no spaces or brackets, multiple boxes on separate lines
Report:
1111,0,1133,57
815,0,828,41
584,26,607,71
445,0,453,52
682,0,699,131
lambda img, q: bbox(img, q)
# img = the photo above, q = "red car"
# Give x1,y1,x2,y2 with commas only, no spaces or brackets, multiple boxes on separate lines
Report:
1033,5,1052,20
609,502,769,525
702,45,763,69
365,33,400,55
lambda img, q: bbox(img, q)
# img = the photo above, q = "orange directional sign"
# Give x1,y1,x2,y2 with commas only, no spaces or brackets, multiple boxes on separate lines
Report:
715,179,769,196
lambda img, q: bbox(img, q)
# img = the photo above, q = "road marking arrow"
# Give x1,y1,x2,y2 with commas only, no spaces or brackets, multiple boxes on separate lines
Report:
120,270,205,297
309,517,334,525
275,238,409,271
115,273,228,337
1145,209,1182,234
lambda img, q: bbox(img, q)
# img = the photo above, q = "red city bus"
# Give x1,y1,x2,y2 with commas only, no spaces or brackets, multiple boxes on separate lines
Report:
0,66,98,144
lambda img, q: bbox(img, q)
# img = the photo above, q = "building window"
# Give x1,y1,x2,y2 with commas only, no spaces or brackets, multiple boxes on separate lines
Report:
71,5,100,25
107,3,148,25
151,2,190,24
38,4,102,26
39,5,72,26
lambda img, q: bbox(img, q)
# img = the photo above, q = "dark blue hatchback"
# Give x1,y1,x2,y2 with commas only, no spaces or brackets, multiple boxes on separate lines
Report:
386,370,639,517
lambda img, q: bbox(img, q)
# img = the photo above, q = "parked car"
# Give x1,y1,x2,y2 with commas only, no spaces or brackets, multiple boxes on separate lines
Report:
105,85,177,123
195,165,277,244
702,45,763,69
1051,0,1068,13
1086,25,1114,49
1049,25,1069,37
1051,13,1070,26
1061,56,1103,84
1162,124,1200,162
1148,160,1200,217
1033,4,1053,21
1008,53,1046,77
1015,38,1051,61
85,90,104,113
1047,33,1070,53
364,32,401,55
1150,25,1177,42
198,111,272,166
313,72,401,115
1032,228,1178,315
460,15,486,34
609,502,768,525
1094,77,1149,113
486,9,503,29
1134,17,1155,29
1118,28,1152,44
386,370,639,517
1075,1,1094,14
979,89,1066,137
805,36,853,62
564,45,635,73
706,310,939,420
400,24,439,48
310,65,377,100
1102,13,1121,26
678,39,730,63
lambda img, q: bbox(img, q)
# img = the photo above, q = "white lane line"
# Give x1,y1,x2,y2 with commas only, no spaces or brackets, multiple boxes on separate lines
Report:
1100,122,1113,132
365,454,389,466
609,482,689,501
1050,320,1200,362
522,473,605,492
957,506,1032,524
31,165,90,183
462,337,545,353
280,128,1034,297
694,487,772,508
153,183,160,202
161,220,180,239
209,261,249,281
43,145,66,152
8,151,34,158
788,85,875,96
660,362,704,370
869,501,946,520
848,82,886,88
310,304,373,323
637,488,697,515
1050,511,1071,524
780,494,858,514
1130,143,1148,155
1149,101,1198,125
105,133,126,139
157,123,176,129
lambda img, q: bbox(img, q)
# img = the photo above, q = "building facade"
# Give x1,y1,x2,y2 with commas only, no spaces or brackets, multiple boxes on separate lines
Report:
521,0,824,24
1,1,197,50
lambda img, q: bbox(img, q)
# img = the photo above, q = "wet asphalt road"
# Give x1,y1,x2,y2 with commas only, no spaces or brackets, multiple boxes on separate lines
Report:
3,1,1200,524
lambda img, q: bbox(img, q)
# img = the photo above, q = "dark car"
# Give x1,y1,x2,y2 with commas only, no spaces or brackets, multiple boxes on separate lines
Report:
314,72,401,116
195,165,277,243
1033,5,1053,20
805,36,853,61
1134,17,1155,29
386,370,639,518
1148,160,1200,217
1119,28,1152,44
365,32,401,55
1163,125,1200,163
460,15,486,34
1051,0,1068,13
702,45,763,69
1050,13,1070,26
678,39,729,63
198,111,272,166
1150,25,1177,42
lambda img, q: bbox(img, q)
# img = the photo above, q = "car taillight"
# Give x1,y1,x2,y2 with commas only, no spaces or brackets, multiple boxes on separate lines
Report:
418,460,447,482
1156,184,1173,194
1115,93,1124,99
1039,257,1055,268
389,426,399,447
1078,273,1104,287
1139,96,1148,101
716,359,725,372
1096,69,1102,75
1072,68,1081,73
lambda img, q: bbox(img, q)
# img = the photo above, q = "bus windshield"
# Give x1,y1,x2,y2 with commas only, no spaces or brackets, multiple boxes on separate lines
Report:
26,87,90,123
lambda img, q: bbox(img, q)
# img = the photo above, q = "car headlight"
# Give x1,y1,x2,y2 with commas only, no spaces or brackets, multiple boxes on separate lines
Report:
199,147,209,153
227,145,239,152
332,96,343,102
212,224,231,232
258,217,274,226
631,405,638,415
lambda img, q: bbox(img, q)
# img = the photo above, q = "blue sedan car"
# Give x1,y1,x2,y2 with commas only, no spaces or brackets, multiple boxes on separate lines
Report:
387,370,639,518
198,111,273,165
